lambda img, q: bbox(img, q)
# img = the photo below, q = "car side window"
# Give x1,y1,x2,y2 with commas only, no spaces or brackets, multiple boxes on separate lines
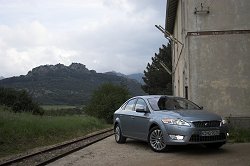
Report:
124,99,136,111
120,102,127,110
135,98,148,111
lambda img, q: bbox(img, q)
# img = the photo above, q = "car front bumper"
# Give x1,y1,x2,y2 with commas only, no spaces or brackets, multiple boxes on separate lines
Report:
162,123,229,145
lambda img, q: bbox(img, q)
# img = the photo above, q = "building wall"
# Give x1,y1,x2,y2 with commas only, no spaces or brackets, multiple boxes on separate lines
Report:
173,0,185,97
186,0,250,32
189,33,250,117
172,0,250,117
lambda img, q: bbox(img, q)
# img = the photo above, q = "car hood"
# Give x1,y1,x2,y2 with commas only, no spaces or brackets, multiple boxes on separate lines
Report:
156,109,222,122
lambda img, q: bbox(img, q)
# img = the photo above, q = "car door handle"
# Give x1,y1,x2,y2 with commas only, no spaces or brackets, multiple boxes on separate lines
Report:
131,116,135,119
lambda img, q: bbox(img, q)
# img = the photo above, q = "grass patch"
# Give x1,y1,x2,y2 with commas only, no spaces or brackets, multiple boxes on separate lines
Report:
41,105,79,110
229,128,250,143
41,105,86,116
0,109,111,158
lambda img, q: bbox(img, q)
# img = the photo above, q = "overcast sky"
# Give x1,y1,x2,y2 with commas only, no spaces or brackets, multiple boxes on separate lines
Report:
0,0,167,77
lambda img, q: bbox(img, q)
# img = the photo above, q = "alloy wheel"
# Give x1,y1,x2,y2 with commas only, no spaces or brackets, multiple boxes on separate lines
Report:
115,125,120,142
149,128,166,151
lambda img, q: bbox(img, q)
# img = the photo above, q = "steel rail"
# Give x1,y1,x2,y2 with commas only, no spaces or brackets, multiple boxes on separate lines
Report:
0,128,114,166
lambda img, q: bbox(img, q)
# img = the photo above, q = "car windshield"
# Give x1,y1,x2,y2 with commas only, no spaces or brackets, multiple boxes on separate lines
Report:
147,97,201,111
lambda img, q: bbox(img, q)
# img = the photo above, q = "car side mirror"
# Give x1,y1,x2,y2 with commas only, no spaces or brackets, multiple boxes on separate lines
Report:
200,106,204,110
135,105,148,113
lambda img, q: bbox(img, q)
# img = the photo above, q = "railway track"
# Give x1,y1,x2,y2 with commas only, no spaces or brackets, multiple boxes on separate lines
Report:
0,128,114,166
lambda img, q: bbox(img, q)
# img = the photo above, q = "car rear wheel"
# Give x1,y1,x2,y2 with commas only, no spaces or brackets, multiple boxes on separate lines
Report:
148,126,167,152
204,142,225,149
114,124,126,143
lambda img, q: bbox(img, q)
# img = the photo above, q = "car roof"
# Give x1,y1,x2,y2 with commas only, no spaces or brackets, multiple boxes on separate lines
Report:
134,95,185,100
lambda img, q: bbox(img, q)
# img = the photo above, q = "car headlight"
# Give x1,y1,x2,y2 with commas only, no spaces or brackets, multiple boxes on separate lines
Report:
162,118,191,127
220,118,227,126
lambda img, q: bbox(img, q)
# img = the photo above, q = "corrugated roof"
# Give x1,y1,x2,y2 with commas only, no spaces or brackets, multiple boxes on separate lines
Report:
165,0,179,34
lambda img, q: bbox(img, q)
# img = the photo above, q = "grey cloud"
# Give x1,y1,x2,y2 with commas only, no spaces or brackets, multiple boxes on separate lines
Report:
0,0,167,77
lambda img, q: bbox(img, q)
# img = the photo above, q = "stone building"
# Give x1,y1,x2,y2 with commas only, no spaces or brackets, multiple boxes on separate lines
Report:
165,0,250,117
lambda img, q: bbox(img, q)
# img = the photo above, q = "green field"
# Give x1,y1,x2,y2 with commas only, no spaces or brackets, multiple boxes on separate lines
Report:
40,105,86,116
41,105,80,110
0,108,110,158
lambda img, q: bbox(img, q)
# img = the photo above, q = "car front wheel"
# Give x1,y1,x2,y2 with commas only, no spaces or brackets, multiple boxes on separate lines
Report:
114,124,126,143
148,126,167,152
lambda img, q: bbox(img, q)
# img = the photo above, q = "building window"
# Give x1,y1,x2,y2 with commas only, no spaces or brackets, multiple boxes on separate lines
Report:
185,86,188,99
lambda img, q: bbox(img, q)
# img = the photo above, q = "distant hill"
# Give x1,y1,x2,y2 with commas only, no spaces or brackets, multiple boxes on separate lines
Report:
104,71,127,77
0,63,146,105
0,76,4,80
105,71,145,84
127,73,145,84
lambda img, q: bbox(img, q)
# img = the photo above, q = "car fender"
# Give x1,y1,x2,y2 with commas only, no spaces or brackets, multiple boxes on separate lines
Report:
147,118,169,142
114,117,121,126
147,119,163,132
114,117,124,133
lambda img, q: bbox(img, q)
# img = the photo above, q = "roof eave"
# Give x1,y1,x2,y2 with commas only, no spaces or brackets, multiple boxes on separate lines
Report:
165,0,179,35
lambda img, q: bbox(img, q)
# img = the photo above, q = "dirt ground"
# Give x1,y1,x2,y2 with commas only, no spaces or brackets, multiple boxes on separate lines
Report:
48,136,250,166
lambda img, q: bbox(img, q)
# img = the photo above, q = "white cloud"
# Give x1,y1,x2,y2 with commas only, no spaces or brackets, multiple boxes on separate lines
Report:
0,21,49,48
0,46,79,76
0,0,167,77
0,21,80,76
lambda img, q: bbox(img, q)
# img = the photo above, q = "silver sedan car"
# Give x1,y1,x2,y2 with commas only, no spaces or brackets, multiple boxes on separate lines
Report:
113,95,229,152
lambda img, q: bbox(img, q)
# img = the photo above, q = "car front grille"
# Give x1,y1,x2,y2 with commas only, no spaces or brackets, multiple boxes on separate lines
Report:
189,133,226,142
192,121,221,128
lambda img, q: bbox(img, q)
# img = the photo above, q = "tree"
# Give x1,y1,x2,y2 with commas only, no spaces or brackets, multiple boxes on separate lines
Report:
85,83,130,123
0,87,43,115
142,44,172,95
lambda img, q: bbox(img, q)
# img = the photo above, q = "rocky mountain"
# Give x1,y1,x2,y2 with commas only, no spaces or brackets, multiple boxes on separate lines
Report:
105,71,145,84
0,76,4,80
0,63,145,105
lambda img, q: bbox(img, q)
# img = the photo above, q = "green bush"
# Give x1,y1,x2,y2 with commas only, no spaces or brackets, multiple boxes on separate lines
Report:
85,83,130,123
0,87,43,115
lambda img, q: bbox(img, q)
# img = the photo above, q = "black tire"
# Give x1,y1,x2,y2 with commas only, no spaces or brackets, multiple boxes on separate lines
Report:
204,142,225,149
148,126,167,152
114,124,126,143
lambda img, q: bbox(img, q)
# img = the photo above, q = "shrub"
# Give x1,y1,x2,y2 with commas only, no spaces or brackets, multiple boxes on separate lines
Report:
0,87,43,115
85,83,130,123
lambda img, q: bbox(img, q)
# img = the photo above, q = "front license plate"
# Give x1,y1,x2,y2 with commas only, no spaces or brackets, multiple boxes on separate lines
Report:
201,130,220,136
